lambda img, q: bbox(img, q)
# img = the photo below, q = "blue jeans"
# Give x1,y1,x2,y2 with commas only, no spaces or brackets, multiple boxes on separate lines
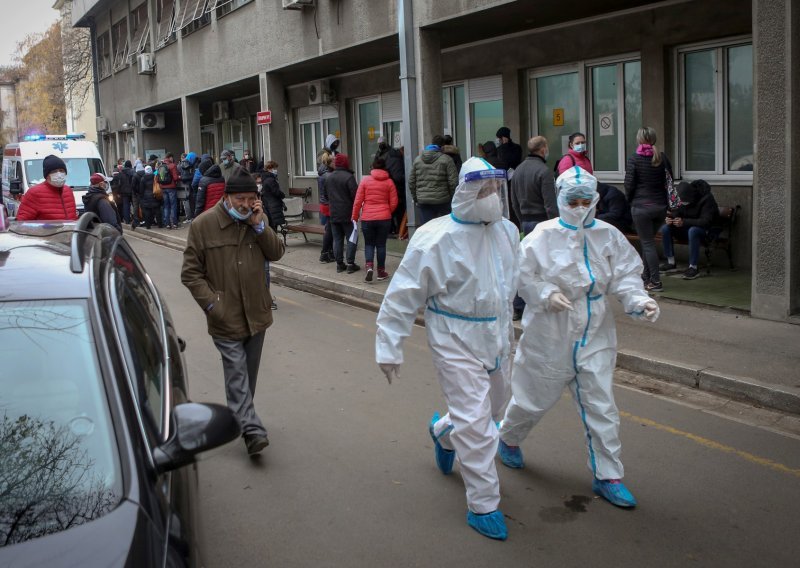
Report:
361,219,392,268
660,224,707,267
513,220,541,313
162,188,178,226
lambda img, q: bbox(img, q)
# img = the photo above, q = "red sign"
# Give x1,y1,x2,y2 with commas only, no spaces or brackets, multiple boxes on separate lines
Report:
256,110,272,125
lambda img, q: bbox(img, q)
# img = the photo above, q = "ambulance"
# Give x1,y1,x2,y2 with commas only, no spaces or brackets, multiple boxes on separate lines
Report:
1,134,107,217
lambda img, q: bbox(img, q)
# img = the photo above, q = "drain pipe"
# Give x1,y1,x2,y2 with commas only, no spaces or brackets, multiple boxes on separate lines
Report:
398,0,417,235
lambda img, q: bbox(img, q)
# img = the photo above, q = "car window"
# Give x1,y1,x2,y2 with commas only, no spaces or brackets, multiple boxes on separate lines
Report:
24,158,105,188
0,300,122,545
111,246,166,442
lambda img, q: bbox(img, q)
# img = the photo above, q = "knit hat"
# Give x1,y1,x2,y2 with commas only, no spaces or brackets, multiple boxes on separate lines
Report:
42,155,67,179
90,173,113,186
495,127,511,139
144,165,153,174
224,167,258,193
334,153,350,171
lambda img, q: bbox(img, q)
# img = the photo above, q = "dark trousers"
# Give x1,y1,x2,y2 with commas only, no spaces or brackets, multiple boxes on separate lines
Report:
513,220,540,314
362,219,392,268
120,195,131,223
320,212,333,255
142,206,158,229
418,202,451,226
185,186,197,220
330,221,357,265
632,205,668,284
212,331,268,437
131,193,141,225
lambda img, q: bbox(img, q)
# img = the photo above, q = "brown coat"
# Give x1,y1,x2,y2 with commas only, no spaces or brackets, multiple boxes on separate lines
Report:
181,200,285,339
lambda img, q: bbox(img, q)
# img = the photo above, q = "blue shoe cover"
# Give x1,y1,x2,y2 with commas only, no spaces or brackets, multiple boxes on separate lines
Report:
467,510,508,541
592,478,637,508
497,439,524,469
429,412,455,475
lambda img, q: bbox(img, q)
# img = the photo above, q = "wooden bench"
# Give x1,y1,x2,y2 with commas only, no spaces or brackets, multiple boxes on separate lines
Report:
624,205,740,274
278,186,324,244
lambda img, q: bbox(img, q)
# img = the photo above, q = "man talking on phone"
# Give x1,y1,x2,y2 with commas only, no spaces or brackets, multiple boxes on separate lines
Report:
182,168,285,456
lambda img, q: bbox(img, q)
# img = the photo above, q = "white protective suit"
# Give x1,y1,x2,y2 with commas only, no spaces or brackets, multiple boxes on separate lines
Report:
499,166,657,481
376,157,519,514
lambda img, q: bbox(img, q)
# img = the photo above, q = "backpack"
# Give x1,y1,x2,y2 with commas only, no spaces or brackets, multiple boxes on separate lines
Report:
157,162,173,184
179,159,194,181
553,153,576,178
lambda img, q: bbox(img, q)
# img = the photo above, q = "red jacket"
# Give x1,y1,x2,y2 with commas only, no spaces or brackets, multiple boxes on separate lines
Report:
556,149,594,176
352,169,398,221
203,180,226,212
159,159,181,189
16,181,78,221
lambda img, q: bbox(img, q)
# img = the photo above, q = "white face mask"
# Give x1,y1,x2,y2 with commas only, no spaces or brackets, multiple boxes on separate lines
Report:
49,172,67,187
474,192,503,222
573,143,586,153
571,205,590,220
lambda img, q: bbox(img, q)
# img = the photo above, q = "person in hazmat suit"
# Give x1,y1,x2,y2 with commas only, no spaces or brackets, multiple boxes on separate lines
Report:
497,166,659,508
375,157,519,541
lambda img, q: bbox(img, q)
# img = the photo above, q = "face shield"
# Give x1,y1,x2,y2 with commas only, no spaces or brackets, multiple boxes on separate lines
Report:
465,169,509,223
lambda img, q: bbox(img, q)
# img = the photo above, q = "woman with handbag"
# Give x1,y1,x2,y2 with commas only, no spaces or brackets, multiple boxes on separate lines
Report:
624,126,674,293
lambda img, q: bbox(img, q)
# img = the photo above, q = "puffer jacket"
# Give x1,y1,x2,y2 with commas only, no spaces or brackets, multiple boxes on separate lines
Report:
408,148,457,205
196,165,226,214
442,144,463,173
674,181,719,229
138,173,160,209
352,169,398,221
16,181,78,221
260,172,286,229
556,149,594,176
317,161,331,216
82,186,122,232
324,167,358,223
181,199,285,340
624,152,673,208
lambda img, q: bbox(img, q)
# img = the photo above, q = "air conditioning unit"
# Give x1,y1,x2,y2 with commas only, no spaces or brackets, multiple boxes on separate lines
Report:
308,80,330,105
140,112,165,129
96,116,108,132
213,101,230,122
137,53,155,75
282,0,315,10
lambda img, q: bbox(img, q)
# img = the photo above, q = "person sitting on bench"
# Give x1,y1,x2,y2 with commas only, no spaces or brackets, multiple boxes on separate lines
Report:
659,180,718,280
596,182,632,233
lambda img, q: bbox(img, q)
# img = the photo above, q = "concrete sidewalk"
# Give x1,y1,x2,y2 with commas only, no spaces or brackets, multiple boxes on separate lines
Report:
130,223,800,415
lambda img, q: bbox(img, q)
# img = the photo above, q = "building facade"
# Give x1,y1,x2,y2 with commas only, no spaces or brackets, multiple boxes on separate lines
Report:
0,81,19,144
71,0,799,321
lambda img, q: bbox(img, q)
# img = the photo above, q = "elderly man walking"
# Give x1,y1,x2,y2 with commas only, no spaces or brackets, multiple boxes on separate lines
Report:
181,168,285,455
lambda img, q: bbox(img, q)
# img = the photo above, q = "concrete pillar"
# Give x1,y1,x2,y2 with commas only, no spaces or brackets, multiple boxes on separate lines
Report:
181,96,202,154
260,72,289,191
501,68,522,143
415,28,442,150
640,39,667,145
751,0,800,320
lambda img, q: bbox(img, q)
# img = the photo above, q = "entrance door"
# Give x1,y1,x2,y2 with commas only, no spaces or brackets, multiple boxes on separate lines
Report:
201,125,217,159
356,100,380,176
530,69,583,169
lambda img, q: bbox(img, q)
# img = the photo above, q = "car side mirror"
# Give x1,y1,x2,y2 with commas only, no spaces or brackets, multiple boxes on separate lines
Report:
153,402,241,473
9,179,22,195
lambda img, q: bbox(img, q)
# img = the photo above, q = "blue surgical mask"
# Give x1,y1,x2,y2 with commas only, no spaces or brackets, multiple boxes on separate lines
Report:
225,198,252,221
573,143,586,153
222,158,231,167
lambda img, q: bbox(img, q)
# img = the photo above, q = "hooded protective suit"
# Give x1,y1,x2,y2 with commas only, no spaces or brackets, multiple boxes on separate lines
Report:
376,157,519,515
500,167,657,481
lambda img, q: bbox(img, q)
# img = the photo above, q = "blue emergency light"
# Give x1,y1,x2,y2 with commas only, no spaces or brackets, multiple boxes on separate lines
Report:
22,133,86,141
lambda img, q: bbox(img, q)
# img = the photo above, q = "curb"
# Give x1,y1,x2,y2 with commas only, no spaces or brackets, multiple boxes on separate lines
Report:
128,228,800,416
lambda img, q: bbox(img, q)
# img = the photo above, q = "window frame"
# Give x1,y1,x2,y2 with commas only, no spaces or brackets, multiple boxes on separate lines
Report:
294,105,340,177
155,0,178,50
111,18,129,72
178,0,211,37
675,36,754,182
96,31,112,80
213,0,253,19
128,2,150,60
443,77,503,163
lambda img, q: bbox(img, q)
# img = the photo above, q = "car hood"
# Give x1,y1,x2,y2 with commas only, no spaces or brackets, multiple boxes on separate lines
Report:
0,499,155,567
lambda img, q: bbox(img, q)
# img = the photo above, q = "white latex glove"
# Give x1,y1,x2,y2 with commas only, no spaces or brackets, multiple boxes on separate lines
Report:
379,363,400,385
548,292,573,312
643,300,660,323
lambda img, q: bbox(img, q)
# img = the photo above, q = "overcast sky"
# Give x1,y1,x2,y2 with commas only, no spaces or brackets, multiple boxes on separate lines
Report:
0,0,61,67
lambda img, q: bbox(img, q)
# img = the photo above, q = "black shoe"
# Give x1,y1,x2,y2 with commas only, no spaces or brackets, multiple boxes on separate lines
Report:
512,310,523,322
682,267,700,280
320,253,334,263
346,263,361,274
244,434,269,455
645,281,663,293
659,262,678,273
336,263,347,273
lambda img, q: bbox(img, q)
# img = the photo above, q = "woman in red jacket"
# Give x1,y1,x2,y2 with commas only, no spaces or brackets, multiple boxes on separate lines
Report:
352,157,399,282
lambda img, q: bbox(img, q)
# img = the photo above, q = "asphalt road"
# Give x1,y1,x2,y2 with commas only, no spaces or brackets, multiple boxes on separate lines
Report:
128,236,800,568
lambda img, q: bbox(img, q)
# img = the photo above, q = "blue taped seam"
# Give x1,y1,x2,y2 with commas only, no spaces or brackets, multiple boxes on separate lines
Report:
435,423,454,442
572,359,599,479
450,212,482,225
427,305,497,322
559,219,578,230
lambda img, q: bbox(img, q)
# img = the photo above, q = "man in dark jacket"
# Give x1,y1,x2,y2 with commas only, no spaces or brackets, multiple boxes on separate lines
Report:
82,173,122,232
509,136,558,320
495,127,523,172
257,161,286,231
139,166,160,229
442,134,463,173
325,153,360,273
408,135,458,226
181,168,285,456
596,183,632,233
383,145,406,236
659,180,719,280
112,161,134,224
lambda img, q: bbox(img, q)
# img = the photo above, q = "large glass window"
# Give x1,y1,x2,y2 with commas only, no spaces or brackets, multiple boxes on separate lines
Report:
679,40,753,175
295,105,340,176
129,2,150,59
0,300,122,544
300,121,321,175
532,71,581,170
624,61,642,159
111,18,128,72
156,0,177,49
443,80,499,162
470,100,503,154
97,32,111,79
357,101,380,175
